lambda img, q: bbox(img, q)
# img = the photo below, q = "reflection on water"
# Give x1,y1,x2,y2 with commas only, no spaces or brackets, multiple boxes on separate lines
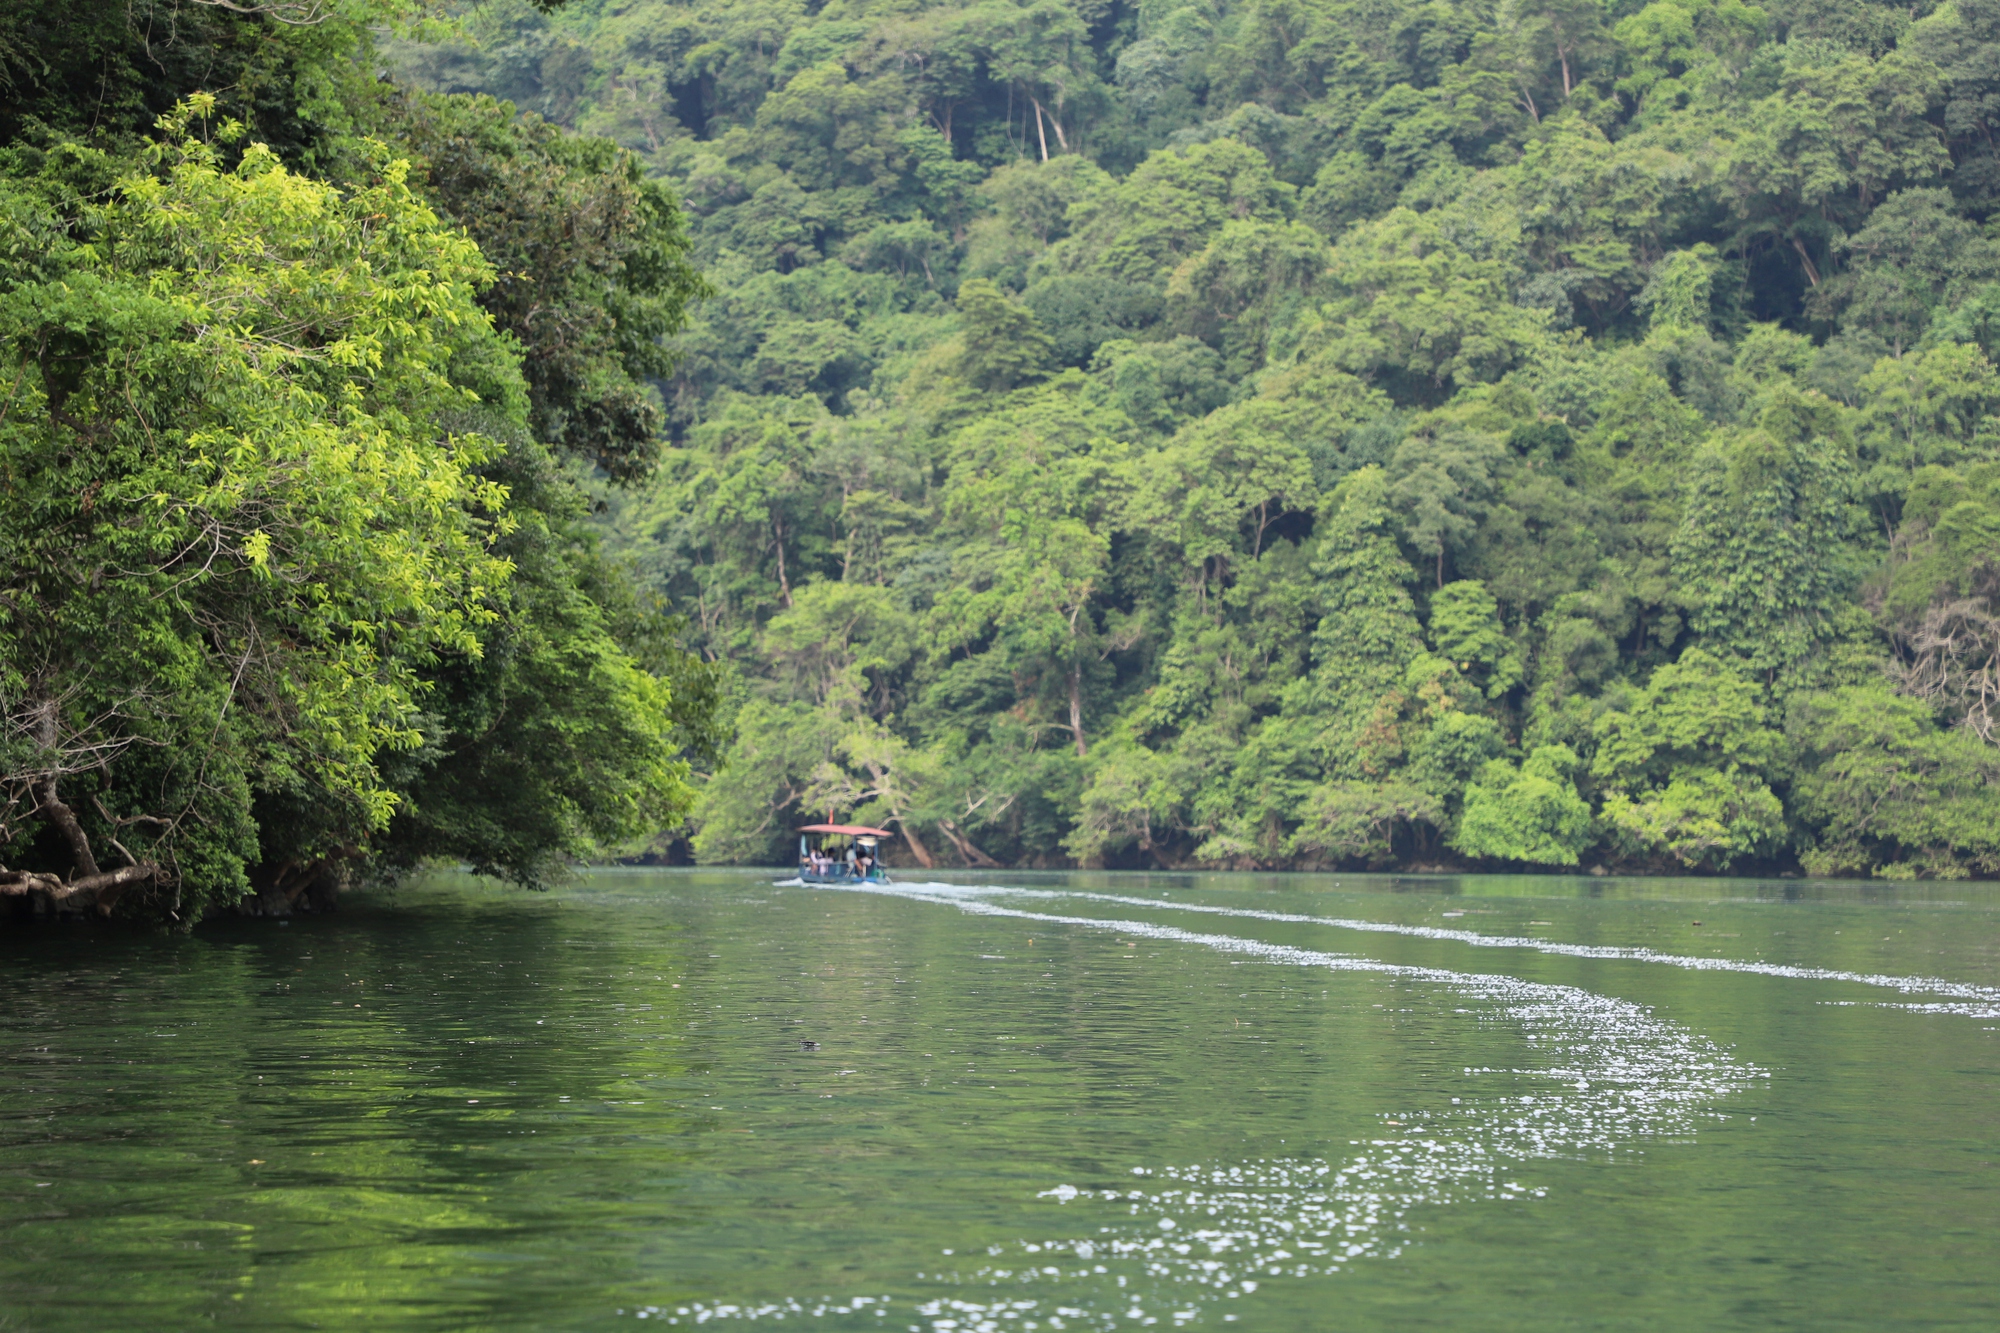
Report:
648,880,1757,1328
3,869,1997,1330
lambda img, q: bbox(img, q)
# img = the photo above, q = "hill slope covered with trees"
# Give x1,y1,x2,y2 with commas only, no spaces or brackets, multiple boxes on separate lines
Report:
399,0,2000,878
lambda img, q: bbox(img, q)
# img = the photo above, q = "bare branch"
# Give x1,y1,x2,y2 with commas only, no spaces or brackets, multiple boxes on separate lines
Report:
1889,599,2000,742
0,861,159,913
183,0,338,27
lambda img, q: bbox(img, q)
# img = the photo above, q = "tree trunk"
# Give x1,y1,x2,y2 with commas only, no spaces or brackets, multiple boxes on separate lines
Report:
36,780,100,882
1032,97,1069,152
1068,662,1087,757
939,819,1001,868
898,821,936,869
31,697,99,880
1791,236,1821,288
0,861,158,914
773,516,794,607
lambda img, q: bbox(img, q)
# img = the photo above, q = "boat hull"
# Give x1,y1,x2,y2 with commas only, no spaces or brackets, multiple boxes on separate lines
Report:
797,869,890,885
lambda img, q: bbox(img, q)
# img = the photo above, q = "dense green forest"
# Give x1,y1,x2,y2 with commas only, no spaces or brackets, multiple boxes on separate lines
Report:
0,1,721,924
9,0,2000,912
386,0,2000,879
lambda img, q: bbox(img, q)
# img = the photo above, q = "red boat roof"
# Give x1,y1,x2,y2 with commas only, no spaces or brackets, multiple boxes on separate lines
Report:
798,823,896,837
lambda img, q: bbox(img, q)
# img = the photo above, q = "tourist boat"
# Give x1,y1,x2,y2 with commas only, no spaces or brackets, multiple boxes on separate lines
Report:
796,824,895,884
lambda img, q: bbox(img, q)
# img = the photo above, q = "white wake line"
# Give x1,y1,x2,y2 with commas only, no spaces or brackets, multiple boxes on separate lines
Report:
870,882,2000,1011
825,885,1544,991
816,880,1758,1205
638,881,1757,1329
816,878,1747,1039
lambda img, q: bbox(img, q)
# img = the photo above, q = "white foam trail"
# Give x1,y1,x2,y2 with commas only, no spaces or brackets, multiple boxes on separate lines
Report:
640,880,1759,1327
847,880,2000,1014
1824,1001,2000,1019
625,879,1752,1330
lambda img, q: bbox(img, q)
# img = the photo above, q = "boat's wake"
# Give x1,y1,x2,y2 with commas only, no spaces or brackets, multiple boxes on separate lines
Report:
873,881,2000,1015
630,880,1765,1328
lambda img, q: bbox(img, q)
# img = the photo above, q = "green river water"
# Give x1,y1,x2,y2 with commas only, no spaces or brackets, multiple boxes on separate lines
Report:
2,869,1997,1330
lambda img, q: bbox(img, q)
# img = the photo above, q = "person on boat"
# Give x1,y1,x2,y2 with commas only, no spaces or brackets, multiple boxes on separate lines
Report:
794,825,893,883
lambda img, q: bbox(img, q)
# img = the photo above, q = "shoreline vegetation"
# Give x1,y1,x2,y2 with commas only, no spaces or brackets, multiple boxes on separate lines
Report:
1,2,719,926
9,1,2000,925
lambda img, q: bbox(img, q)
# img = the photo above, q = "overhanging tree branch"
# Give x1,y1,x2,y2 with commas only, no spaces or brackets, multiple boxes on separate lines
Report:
184,0,337,27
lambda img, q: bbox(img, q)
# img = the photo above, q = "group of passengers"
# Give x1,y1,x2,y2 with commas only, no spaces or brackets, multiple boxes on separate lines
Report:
805,844,874,878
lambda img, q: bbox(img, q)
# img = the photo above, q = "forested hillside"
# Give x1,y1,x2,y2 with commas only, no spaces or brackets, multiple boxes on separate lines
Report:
9,0,2000,898
394,0,2000,878
386,0,2000,872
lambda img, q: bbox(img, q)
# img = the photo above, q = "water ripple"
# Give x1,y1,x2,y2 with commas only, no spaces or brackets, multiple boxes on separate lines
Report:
927,883,2000,1014
630,882,1760,1329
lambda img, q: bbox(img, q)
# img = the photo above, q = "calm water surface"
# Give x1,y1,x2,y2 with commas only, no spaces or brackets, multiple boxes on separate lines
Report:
3,869,1997,1330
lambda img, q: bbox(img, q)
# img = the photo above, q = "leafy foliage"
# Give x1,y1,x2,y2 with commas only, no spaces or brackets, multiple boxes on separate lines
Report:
25,0,2000,893
373,0,2000,879
1,108,518,919
1,5,718,922
1453,746,1595,867
370,88,709,483
375,0,1996,881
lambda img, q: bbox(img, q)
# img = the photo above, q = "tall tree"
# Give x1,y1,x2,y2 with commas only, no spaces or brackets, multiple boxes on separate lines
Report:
1,109,526,920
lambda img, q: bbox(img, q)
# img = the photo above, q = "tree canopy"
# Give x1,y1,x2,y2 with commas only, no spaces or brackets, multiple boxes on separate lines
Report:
16,0,2000,898
1,3,716,924
382,0,2000,880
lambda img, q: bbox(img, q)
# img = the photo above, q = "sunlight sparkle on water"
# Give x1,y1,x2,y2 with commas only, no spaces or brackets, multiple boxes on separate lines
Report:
629,880,1762,1329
